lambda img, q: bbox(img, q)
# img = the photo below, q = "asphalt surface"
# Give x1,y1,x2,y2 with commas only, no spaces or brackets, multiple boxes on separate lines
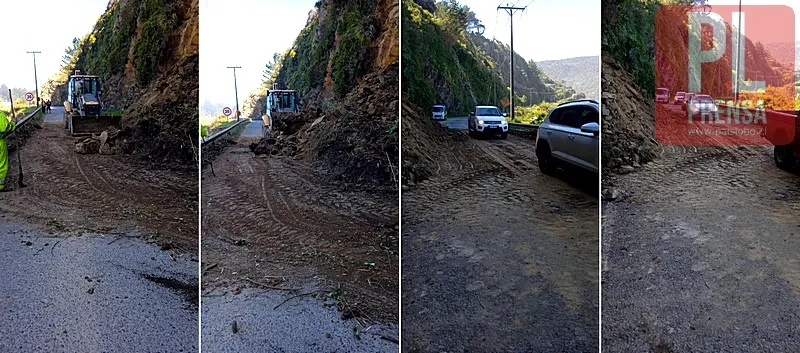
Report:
603,145,800,352
202,287,397,352
437,116,467,130
240,119,262,138
43,106,63,124
0,222,198,352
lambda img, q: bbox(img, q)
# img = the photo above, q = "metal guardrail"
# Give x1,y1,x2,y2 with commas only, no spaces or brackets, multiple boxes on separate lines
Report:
200,119,249,148
8,107,43,136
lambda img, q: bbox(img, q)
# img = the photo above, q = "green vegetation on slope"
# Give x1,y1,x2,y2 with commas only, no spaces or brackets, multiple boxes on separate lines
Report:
274,0,379,101
602,0,790,100
402,0,579,115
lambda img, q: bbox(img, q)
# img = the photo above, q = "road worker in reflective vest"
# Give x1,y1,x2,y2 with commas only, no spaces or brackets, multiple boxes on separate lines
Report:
0,111,16,191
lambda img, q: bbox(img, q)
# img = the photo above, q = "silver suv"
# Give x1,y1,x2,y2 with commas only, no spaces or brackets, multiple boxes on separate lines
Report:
468,105,508,139
535,99,600,174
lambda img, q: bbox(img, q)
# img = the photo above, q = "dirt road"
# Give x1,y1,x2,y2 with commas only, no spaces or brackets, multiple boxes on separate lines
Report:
1,107,197,251
0,107,198,351
201,135,399,350
602,145,800,351
402,134,599,352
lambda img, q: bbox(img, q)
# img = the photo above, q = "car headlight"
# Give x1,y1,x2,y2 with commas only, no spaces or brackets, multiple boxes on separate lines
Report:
500,120,508,125
478,120,485,124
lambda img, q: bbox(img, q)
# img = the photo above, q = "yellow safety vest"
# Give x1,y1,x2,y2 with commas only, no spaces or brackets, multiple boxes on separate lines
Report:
0,111,14,138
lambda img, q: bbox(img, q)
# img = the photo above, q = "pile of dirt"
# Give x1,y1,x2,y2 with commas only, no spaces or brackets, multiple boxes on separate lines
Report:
252,65,400,189
74,126,123,155
44,0,199,167
601,54,659,175
400,100,467,185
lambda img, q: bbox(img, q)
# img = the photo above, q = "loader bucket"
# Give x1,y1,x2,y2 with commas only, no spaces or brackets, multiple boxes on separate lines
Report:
68,115,122,136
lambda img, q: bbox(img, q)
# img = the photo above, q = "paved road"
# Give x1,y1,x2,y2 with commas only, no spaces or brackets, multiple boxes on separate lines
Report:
0,222,198,352
240,119,262,139
437,116,467,130
43,106,63,124
202,287,396,352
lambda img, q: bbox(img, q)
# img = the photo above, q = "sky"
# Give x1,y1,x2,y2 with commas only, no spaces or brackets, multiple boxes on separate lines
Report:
200,0,315,114
0,0,109,94
461,0,601,63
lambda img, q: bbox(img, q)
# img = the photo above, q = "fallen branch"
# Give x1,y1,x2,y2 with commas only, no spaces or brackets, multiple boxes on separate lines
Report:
202,263,218,275
273,291,319,310
50,240,60,256
244,278,301,291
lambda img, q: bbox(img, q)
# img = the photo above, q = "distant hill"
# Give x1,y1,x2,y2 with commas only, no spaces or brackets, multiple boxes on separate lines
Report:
536,56,599,100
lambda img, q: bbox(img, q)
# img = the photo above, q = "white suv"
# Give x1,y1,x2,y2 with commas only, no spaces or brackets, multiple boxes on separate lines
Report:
535,99,599,174
468,105,508,139
431,104,447,120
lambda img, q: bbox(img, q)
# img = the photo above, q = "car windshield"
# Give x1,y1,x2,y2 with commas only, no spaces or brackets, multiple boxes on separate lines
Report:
656,89,668,95
693,96,714,104
475,107,502,116
432,106,444,112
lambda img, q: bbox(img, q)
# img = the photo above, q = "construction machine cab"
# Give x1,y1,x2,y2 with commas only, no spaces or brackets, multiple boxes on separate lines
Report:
262,89,298,137
63,71,121,136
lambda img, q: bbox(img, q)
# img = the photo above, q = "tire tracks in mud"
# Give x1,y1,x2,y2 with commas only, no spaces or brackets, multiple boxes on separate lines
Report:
402,135,599,351
603,145,800,352
0,124,197,251
201,142,399,322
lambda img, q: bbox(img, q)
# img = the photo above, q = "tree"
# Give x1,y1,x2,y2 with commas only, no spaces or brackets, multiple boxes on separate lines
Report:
435,0,470,37
62,37,80,66
263,52,283,84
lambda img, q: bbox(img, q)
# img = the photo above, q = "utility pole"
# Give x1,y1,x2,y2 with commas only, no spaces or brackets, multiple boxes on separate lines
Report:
227,66,242,120
27,51,41,107
734,0,742,103
497,5,526,121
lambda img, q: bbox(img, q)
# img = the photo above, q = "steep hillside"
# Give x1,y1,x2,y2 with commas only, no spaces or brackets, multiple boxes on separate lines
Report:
248,0,399,188
402,0,578,115
537,56,600,100
42,0,199,166
601,55,658,175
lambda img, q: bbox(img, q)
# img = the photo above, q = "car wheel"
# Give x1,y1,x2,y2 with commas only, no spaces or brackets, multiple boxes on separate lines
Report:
774,144,795,170
537,142,555,175
501,132,508,139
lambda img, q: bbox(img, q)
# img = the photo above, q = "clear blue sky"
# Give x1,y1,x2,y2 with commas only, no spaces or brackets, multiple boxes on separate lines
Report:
462,0,601,62
200,0,315,112
0,0,108,93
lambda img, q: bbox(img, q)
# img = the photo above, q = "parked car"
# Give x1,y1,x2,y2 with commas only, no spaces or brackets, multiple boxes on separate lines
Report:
685,94,717,120
468,105,508,139
431,104,447,120
681,93,696,110
655,87,670,104
774,114,800,170
535,99,599,174
674,91,686,105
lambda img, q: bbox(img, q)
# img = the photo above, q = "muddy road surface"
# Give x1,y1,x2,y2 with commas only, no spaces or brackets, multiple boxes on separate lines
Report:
602,145,800,352
201,134,398,351
402,135,599,352
0,107,198,351
2,107,197,251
